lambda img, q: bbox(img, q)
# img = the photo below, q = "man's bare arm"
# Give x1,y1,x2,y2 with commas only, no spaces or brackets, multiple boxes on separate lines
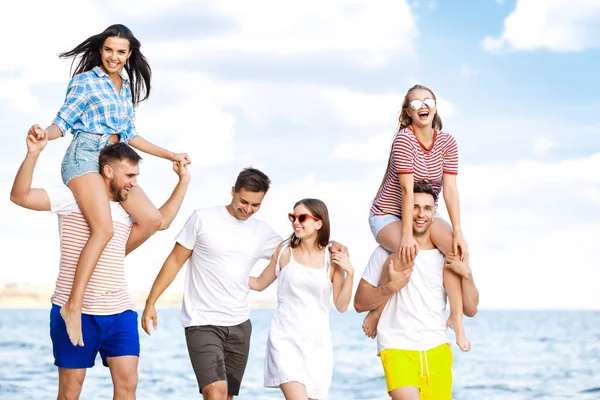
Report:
141,243,192,335
125,162,191,255
445,254,479,317
354,256,412,313
10,133,51,211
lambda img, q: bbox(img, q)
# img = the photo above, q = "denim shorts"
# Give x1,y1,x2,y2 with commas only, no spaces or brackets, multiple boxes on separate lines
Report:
61,133,108,185
50,304,140,368
368,213,401,239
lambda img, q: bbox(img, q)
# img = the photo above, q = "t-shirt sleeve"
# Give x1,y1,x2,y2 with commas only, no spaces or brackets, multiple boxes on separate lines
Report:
361,247,389,287
260,224,284,259
392,132,414,174
443,134,459,175
45,185,78,215
52,74,88,136
175,210,202,250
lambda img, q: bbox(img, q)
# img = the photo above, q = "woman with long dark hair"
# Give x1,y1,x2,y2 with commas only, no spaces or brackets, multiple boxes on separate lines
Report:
250,199,354,399
28,24,190,347
364,84,471,352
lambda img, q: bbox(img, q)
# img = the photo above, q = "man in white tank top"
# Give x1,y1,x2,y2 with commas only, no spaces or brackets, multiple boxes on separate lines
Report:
354,181,479,400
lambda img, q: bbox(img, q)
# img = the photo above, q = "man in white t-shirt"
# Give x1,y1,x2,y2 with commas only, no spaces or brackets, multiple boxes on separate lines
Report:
354,181,479,400
141,168,281,399
10,133,191,399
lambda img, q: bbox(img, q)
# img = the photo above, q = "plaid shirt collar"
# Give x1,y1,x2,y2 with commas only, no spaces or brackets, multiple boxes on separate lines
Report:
91,66,129,84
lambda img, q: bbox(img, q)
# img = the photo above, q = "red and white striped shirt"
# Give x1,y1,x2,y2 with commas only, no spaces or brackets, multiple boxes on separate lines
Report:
46,186,134,315
371,127,458,217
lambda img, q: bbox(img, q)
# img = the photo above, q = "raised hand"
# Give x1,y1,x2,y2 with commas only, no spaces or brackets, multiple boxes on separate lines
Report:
170,152,191,165
26,128,48,155
28,123,46,140
172,159,191,182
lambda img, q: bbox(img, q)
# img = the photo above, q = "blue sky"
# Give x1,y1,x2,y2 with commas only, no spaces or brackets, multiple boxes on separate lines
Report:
1,0,598,309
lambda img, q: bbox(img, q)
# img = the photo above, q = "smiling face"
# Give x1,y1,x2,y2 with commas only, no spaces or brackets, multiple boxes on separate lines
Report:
290,203,322,241
99,36,132,75
106,160,139,202
228,188,265,221
406,88,437,129
412,192,436,236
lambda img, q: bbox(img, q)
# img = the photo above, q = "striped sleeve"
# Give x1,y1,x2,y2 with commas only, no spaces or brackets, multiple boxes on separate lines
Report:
442,134,459,175
392,132,414,174
52,74,88,136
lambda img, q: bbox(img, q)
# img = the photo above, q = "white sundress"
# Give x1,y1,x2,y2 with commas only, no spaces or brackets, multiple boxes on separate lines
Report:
264,242,334,399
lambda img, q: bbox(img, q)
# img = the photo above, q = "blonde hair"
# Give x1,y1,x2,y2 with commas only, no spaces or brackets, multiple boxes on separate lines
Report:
375,84,443,199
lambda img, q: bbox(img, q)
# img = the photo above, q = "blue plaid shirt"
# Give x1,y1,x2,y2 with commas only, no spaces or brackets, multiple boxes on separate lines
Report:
53,66,138,145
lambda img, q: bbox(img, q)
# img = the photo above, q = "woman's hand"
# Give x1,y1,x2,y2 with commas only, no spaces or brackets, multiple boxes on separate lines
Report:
330,251,354,276
28,124,46,140
399,233,419,264
170,152,191,165
452,231,469,261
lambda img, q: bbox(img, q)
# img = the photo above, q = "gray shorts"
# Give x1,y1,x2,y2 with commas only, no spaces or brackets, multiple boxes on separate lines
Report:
185,319,252,396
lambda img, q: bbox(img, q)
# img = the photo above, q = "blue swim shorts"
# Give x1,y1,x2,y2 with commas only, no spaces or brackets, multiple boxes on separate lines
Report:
50,304,140,369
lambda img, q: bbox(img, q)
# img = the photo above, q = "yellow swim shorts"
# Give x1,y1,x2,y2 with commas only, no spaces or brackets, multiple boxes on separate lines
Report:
380,343,453,399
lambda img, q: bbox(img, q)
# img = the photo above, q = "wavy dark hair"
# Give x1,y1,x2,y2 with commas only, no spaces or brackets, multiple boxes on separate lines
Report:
59,24,151,107
375,84,443,199
288,198,330,249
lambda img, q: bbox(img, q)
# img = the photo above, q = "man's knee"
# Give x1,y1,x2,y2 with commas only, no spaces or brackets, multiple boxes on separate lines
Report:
58,374,85,400
113,370,138,396
202,381,227,400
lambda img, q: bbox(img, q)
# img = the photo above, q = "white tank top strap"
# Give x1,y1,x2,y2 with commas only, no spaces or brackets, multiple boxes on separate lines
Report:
324,245,331,278
275,240,290,278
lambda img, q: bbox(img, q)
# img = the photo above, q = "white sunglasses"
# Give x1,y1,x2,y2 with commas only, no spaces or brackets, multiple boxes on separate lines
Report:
409,98,436,110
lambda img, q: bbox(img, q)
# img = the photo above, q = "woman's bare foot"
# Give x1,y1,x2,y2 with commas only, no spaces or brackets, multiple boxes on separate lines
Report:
362,310,382,339
447,314,470,352
60,304,84,347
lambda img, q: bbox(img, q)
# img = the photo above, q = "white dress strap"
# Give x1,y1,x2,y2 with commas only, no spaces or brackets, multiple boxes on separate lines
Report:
275,241,290,278
324,246,331,280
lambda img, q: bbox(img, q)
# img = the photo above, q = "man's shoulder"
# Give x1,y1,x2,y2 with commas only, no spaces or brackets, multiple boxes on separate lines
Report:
371,245,391,262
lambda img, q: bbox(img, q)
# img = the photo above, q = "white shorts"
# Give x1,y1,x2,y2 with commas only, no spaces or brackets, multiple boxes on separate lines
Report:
368,213,401,239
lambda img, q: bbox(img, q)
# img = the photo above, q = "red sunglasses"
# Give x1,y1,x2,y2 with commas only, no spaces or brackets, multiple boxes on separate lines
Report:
288,213,321,223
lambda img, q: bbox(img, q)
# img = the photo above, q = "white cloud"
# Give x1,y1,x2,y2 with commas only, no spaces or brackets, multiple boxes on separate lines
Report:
147,0,417,67
333,133,393,162
482,0,600,53
460,64,480,77
532,137,555,155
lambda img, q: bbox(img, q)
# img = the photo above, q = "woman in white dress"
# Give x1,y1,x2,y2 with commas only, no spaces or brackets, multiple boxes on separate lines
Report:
250,198,354,400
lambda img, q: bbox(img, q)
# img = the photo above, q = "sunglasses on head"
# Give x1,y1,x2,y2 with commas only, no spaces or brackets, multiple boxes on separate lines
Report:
409,98,436,110
288,213,321,223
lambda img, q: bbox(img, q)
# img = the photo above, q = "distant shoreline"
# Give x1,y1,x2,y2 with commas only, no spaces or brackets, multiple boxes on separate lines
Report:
0,284,277,309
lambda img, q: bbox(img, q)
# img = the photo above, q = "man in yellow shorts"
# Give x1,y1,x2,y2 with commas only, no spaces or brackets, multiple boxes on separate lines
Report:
354,181,480,399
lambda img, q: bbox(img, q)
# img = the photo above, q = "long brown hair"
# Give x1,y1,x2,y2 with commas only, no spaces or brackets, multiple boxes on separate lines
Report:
288,199,330,249
374,84,443,199
59,24,151,107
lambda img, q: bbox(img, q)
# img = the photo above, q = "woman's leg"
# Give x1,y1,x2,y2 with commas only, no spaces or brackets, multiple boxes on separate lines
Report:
64,172,114,347
280,381,309,400
119,186,162,253
430,218,470,352
362,221,404,338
